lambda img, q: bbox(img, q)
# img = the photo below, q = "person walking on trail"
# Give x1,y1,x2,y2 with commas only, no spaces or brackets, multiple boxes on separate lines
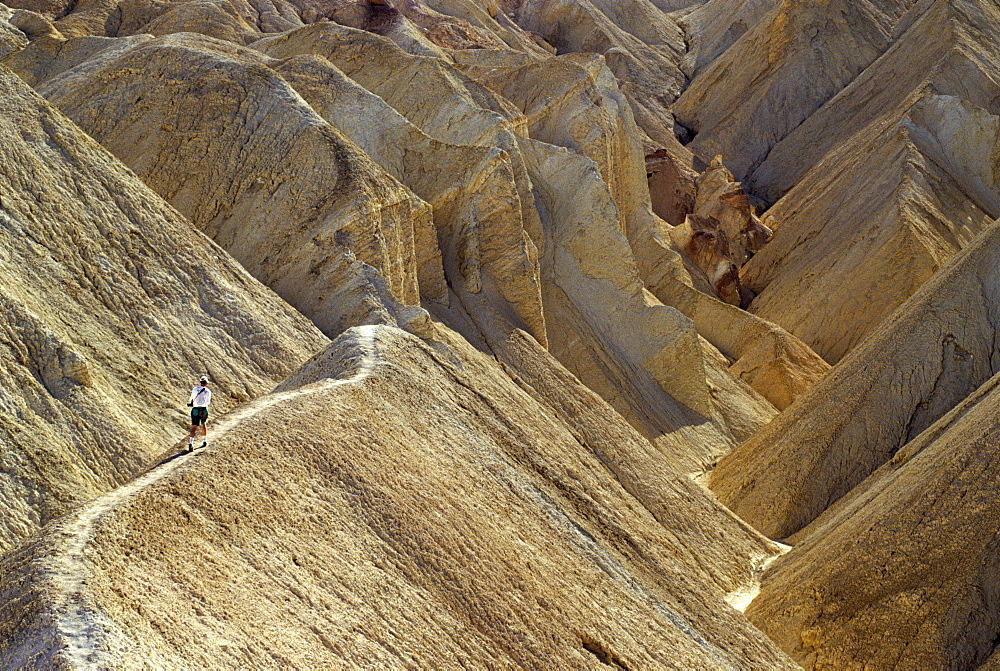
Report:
186,376,212,452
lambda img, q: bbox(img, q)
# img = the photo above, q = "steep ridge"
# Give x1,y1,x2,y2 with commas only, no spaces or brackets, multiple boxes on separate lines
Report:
673,0,924,180
514,0,688,152
520,136,776,472
677,0,776,78
5,32,449,340
735,0,1000,363
712,221,1000,538
743,112,996,363
267,39,547,345
745,371,1000,667
253,22,547,342
748,0,1000,204
0,66,327,553
0,325,796,668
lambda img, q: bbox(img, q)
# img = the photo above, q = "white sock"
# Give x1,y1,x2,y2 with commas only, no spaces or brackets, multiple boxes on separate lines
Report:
188,436,193,445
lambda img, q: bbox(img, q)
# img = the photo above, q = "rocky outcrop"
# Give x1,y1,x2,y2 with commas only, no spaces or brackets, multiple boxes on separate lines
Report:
269,46,546,345
693,156,771,267
521,137,777,472
668,214,744,307
646,146,698,227
0,66,327,553
0,6,29,57
0,325,796,669
712,221,1000,538
0,3,57,57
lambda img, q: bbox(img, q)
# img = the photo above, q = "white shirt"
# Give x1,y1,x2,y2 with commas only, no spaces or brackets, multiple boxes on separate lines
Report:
190,385,212,407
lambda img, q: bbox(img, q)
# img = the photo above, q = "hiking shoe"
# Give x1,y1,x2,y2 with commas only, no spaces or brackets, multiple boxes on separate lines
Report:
199,441,207,449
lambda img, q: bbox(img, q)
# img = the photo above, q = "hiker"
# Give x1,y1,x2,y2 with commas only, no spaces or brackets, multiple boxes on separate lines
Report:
186,376,212,451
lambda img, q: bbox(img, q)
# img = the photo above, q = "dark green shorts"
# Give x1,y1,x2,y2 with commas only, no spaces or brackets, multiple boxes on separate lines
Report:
190,406,208,425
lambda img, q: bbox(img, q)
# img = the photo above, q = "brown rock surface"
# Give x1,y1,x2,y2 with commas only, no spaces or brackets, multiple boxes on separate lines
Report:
0,66,326,553
0,325,795,669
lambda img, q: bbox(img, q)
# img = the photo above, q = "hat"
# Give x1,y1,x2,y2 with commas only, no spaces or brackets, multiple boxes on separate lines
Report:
200,376,209,384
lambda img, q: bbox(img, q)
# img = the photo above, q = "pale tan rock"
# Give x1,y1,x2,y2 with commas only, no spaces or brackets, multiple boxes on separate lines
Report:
655,279,830,410
678,0,776,78
19,32,444,340
475,52,695,309
712,221,1000,538
746,369,1000,668
253,23,547,336
521,137,776,472
749,0,1000,204
272,52,547,345
0,65,327,553
735,2,1000,364
0,325,796,668
0,5,30,56
514,0,688,151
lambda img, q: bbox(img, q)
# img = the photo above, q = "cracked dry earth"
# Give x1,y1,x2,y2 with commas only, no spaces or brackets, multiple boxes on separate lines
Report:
3,0,1000,669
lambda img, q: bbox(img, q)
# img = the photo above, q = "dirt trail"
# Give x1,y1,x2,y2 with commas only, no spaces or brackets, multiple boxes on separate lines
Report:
38,326,379,667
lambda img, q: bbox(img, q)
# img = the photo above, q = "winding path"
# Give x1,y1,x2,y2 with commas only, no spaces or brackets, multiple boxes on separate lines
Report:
40,326,380,668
